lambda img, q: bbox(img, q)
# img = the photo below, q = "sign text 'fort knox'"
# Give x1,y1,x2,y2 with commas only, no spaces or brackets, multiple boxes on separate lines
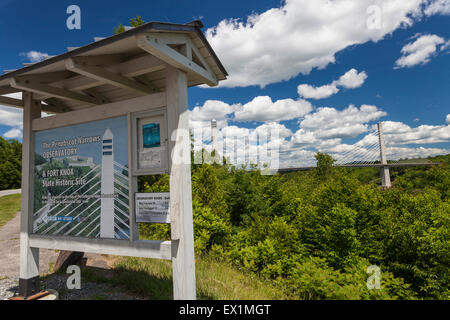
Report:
32,116,130,240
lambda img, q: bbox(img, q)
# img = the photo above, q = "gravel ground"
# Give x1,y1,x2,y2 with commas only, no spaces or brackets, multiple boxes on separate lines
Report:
0,278,18,300
1,274,143,300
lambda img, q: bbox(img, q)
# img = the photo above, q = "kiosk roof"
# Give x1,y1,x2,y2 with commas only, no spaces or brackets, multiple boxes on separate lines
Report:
0,20,227,113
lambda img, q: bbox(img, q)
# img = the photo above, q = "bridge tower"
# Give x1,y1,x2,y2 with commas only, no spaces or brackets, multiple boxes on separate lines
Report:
101,128,115,238
377,122,391,188
211,119,221,164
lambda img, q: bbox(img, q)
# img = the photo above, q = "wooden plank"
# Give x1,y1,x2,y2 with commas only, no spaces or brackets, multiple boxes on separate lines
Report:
17,71,73,83
71,54,124,67
29,235,172,260
32,92,166,131
42,55,166,96
137,34,218,87
166,66,196,300
66,58,154,94
10,78,103,105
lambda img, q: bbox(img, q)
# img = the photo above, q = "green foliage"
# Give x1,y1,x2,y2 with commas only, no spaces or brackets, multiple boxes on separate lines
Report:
314,152,336,181
114,16,145,34
136,151,449,299
0,137,22,190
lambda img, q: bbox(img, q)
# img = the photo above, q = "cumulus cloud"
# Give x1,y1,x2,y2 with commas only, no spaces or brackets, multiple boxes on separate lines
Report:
299,104,387,135
189,100,235,129
206,0,433,88
446,114,450,124
297,84,339,100
334,69,368,89
3,128,22,139
381,121,450,144
297,68,367,99
387,146,450,159
233,96,313,122
395,34,447,68
0,106,23,127
424,0,450,16
20,51,51,63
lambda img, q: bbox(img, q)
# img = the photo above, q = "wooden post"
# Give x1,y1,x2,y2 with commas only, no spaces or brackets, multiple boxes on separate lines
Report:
19,92,42,297
166,66,196,300
377,122,391,188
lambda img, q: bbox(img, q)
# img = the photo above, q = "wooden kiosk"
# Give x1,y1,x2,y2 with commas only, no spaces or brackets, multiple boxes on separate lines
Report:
0,20,227,299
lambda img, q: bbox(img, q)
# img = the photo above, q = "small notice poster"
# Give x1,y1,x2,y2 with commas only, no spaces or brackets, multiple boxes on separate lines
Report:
139,122,163,169
142,123,161,148
135,192,170,223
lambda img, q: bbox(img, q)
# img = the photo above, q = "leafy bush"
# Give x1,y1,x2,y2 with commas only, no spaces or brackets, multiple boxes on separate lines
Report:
138,152,449,299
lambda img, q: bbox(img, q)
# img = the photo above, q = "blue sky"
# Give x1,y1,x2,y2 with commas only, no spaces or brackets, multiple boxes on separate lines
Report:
0,0,449,167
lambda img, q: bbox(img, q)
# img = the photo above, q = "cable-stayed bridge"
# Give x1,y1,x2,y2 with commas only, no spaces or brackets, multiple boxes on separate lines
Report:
278,122,439,187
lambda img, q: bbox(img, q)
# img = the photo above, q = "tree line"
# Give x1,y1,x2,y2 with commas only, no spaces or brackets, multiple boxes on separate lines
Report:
0,136,22,190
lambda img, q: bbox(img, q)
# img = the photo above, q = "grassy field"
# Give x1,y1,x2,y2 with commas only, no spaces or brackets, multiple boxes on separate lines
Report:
0,193,21,228
81,255,286,300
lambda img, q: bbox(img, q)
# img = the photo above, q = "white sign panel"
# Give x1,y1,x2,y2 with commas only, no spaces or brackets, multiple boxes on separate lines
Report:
135,192,170,223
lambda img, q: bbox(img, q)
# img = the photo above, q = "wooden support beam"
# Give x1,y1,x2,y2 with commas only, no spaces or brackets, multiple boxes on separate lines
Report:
43,98,72,112
82,88,110,104
34,55,166,98
0,95,63,113
29,235,172,260
32,93,166,131
17,71,74,83
137,34,218,87
19,92,41,298
0,86,21,95
0,95,22,107
10,78,103,105
166,66,196,300
66,58,154,94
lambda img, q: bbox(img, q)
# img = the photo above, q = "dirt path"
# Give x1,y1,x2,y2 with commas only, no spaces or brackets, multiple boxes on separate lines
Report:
0,212,58,279
0,210,142,300
0,189,21,197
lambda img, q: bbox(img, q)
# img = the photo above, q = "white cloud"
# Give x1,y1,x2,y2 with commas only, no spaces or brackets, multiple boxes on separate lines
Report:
381,121,450,144
395,34,446,68
3,127,22,139
299,104,387,134
424,0,450,16
334,69,368,89
190,100,235,121
0,106,23,127
189,100,235,129
297,84,339,100
441,40,450,51
233,96,313,122
206,0,430,88
446,114,450,124
387,146,450,159
20,51,51,63
297,68,367,100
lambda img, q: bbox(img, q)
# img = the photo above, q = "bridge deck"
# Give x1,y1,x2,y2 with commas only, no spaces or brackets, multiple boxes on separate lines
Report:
278,162,440,173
